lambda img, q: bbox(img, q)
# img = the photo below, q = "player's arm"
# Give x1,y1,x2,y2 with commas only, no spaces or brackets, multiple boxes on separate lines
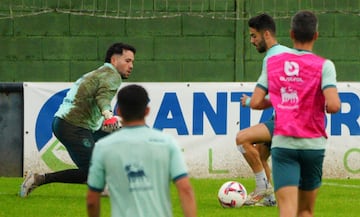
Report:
249,65,272,109
242,94,270,107
96,73,118,117
87,190,101,217
97,75,122,132
174,176,197,217
170,137,197,217
323,87,340,113
87,144,106,217
250,85,272,109
322,60,341,114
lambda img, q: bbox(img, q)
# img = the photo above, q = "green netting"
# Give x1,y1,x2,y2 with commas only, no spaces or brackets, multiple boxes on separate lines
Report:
0,0,359,20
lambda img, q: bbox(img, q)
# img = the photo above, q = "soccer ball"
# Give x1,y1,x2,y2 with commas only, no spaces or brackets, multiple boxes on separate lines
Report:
218,181,247,208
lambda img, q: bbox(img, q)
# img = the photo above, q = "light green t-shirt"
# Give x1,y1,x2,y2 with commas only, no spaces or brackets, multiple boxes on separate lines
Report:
87,125,189,217
55,63,121,131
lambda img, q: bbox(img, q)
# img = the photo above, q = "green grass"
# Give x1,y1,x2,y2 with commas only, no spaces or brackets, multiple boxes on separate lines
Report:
0,177,359,217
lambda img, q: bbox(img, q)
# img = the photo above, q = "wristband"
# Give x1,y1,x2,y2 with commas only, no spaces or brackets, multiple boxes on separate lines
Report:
245,97,251,107
102,110,113,119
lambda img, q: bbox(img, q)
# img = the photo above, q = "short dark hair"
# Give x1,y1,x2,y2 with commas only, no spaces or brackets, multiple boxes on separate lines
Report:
117,84,149,121
248,13,276,35
291,10,318,43
104,42,136,63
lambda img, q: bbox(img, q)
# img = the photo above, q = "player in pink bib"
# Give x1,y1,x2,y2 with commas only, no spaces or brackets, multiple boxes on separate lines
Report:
267,52,328,139
250,11,341,217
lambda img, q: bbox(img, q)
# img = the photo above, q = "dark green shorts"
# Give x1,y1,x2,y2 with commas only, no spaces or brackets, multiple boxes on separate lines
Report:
52,117,109,173
263,117,274,148
271,147,325,191
263,118,274,137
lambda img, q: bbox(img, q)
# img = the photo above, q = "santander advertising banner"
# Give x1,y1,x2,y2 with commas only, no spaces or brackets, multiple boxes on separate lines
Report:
23,82,360,178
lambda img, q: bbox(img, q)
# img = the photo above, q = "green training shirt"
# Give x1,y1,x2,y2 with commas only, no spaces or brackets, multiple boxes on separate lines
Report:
55,63,121,131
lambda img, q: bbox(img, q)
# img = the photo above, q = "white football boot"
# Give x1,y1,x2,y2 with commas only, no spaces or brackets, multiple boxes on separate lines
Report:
20,171,44,197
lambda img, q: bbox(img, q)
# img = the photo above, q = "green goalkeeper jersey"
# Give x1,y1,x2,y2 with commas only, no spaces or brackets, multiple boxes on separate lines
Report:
55,63,121,131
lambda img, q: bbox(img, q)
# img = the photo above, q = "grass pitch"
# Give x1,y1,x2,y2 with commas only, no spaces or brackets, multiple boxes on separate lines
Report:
0,177,359,217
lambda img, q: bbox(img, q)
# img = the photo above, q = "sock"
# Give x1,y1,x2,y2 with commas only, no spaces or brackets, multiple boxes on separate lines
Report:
255,170,269,191
44,169,87,184
34,174,45,186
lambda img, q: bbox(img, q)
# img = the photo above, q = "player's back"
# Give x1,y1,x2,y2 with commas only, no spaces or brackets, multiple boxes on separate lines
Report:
267,49,327,138
97,125,188,217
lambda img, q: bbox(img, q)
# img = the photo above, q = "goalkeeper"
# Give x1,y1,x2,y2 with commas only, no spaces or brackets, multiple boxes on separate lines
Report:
20,42,136,197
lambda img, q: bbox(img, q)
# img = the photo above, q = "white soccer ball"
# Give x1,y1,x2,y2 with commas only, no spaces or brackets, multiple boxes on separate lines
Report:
218,181,247,208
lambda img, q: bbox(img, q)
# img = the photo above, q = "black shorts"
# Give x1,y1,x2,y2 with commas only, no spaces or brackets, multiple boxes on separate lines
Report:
52,117,109,173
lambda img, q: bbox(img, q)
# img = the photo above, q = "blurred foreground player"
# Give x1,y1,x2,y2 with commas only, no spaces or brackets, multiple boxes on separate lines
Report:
87,84,197,217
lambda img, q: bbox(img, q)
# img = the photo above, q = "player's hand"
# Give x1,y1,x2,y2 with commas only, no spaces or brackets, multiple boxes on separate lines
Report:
241,94,250,107
102,116,122,133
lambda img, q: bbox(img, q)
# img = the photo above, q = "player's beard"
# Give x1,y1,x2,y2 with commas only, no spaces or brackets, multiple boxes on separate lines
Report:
257,39,267,53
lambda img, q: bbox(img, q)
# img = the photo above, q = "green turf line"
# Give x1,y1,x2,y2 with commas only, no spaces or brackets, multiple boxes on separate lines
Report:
208,148,229,174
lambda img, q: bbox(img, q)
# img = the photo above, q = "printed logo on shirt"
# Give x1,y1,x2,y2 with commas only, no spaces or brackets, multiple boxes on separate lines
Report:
284,61,299,76
278,86,299,109
280,61,303,82
125,163,152,191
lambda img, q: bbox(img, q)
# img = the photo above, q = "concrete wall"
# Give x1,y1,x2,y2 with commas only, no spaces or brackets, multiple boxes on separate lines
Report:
0,83,23,176
0,0,359,82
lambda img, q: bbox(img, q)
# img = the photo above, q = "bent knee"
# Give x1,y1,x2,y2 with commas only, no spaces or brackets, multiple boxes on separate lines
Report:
235,131,252,144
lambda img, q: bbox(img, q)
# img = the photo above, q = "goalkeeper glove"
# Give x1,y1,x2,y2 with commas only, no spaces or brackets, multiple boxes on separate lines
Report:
102,116,122,133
